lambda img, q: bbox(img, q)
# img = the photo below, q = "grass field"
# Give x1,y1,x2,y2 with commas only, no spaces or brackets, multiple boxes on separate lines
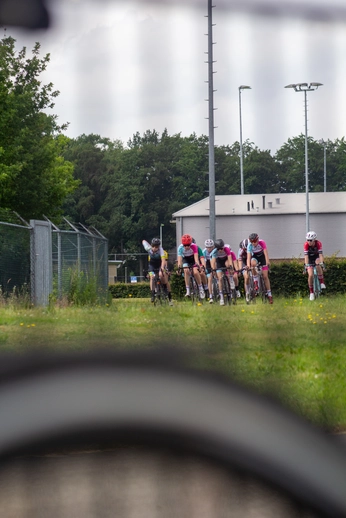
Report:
0,294,346,430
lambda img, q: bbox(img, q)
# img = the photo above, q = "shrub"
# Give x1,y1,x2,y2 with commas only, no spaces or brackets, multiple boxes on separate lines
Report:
109,258,346,299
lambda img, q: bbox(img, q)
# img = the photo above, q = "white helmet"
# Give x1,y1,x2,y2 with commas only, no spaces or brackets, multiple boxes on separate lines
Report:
306,231,317,241
205,238,214,247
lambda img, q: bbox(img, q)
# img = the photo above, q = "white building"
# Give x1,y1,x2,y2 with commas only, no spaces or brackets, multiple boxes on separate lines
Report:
172,192,346,259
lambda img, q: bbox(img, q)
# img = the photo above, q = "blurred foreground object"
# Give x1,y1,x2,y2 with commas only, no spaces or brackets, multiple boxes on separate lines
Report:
0,0,49,28
0,350,346,517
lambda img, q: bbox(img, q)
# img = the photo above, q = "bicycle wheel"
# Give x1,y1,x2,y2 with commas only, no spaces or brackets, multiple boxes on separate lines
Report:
229,275,237,305
248,273,256,304
259,274,267,304
1,351,346,517
212,276,220,302
314,269,321,299
222,275,231,305
189,275,198,304
153,275,162,306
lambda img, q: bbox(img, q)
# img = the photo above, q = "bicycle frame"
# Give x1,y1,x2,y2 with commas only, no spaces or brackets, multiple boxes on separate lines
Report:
186,265,203,304
306,264,322,299
313,266,321,299
218,267,237,306
152,269,168,306
248,266,267,304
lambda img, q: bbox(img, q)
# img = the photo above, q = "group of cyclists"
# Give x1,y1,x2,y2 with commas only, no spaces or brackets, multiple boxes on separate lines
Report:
142,229,326,305
177,233,273,305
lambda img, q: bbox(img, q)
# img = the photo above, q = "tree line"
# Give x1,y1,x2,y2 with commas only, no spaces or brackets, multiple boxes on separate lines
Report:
1,36,346,254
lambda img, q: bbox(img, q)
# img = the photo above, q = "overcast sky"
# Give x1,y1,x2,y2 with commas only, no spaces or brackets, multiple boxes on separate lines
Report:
8,0,346,153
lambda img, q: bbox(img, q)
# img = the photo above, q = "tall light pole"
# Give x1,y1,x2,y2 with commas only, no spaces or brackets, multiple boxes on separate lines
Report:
319,139,327,192
239,85,251,195
160,223,164,247
285,82,323,233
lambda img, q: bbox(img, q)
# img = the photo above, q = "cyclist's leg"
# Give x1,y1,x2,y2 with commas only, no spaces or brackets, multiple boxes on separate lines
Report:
149,271,156,303
232,271,241,298
307,263,315,300
183,264,191,297
193,266,205,299
217,271,224,304
207,270,213,302
250,259,259,292
189,271,199,303
315,260,326,289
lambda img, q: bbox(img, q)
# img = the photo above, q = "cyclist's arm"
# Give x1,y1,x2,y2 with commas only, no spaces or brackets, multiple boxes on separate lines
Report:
177,246,183,268
142,240,151,252
247,252,252,269
210,257,217,271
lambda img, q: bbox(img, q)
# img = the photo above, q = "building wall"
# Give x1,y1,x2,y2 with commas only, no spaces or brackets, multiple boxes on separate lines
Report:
175,214,345,259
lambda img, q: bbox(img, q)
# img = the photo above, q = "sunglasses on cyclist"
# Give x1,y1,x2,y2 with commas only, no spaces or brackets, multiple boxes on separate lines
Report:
183,244,191,248
307,239,314,242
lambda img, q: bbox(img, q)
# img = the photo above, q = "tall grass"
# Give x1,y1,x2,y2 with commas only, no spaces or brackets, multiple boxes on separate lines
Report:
0,294,345,429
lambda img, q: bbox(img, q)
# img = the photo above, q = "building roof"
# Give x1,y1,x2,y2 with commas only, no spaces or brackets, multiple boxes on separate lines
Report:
172,192,346,217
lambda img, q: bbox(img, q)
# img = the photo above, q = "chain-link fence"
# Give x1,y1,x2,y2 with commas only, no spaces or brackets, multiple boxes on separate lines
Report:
0,215,108,305
52,223,108,301
0,221,31,299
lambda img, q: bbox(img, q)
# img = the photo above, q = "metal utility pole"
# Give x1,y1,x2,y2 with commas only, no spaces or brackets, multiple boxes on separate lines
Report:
285,82,323,234
206,0,216,241
239,85,251,195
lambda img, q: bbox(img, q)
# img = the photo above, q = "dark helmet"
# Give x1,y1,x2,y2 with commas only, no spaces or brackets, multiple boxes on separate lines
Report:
249,233,259,242
192,237,196,244
240,238,248,249
151,237,161,246
214,239,224,250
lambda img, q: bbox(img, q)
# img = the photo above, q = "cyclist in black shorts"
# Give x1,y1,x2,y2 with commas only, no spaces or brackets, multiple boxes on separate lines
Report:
142,237,173,305
304,231,326,301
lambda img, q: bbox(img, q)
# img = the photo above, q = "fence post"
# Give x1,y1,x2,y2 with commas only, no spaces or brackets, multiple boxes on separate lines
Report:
30,220,52,306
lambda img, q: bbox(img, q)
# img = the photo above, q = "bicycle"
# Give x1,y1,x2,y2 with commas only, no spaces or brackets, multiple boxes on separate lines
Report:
178,265,204,304
218,267,237,306
305,263,323,300
187,265,204,304
152,269,169,306
257,265,268,303
211,271,220,303
247,265,267,304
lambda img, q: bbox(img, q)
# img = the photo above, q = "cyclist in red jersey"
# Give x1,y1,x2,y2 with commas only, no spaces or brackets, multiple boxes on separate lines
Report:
304,231,326,301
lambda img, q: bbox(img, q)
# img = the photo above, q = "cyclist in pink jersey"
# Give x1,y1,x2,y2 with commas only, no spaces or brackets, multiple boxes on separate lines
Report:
246,233,273,304
304,231,326,301
177,234,205,299
225,244,241,298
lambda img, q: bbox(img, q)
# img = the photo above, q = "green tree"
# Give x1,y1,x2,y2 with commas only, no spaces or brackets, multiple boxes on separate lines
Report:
245,146,280,194
0,36,77,219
